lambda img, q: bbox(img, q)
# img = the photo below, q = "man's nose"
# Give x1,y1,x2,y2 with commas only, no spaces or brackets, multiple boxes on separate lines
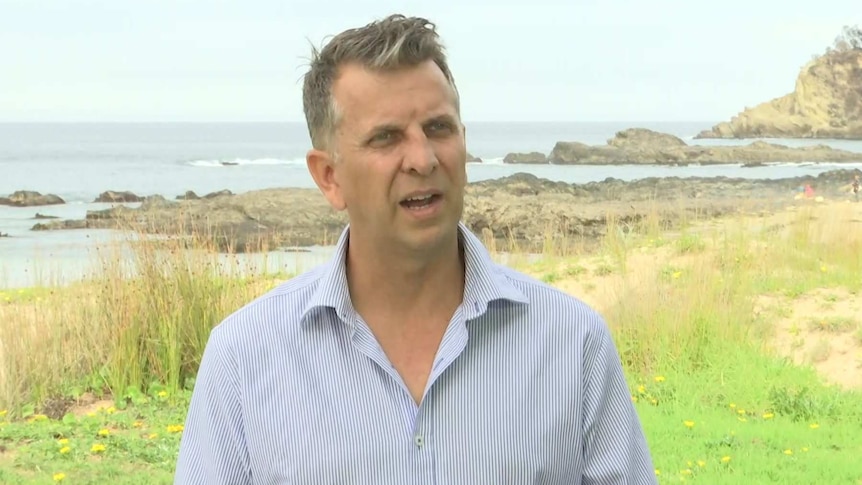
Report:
401,131,439,176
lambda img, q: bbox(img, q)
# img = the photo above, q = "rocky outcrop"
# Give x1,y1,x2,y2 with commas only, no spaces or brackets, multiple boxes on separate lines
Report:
548,128,862,165
466,152,482,163
503,152,547,164
0,191,65,207
94,190,143,203
695,48,862,139
30,168,862,253
175,189,234,201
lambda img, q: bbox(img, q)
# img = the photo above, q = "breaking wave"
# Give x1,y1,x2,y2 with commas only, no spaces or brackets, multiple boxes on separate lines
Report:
185,158,304,167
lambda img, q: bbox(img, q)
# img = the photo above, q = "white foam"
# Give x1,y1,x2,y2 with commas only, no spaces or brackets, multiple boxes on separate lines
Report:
480,157,506,165
186,158,304,167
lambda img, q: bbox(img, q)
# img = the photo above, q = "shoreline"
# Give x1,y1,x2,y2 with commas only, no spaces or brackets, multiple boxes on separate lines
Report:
2,167,860,291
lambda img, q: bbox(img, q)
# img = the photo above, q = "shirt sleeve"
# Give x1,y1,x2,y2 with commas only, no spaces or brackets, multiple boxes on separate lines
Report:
581,318,657,484
174,326,252,484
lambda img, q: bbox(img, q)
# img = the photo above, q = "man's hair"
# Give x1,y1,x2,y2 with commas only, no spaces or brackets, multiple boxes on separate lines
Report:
302,14,459,151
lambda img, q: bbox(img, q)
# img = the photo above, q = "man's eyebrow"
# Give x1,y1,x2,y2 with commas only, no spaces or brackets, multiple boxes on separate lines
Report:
363,123,402,139
425,114,458,125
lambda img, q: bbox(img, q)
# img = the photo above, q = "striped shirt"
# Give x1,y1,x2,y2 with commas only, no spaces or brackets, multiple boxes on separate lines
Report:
174,222,656,484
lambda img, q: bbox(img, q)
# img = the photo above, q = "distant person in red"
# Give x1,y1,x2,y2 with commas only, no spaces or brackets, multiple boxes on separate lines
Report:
804,184,815,198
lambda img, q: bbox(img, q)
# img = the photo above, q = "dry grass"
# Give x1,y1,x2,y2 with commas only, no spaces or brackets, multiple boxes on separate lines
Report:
0,232,287,415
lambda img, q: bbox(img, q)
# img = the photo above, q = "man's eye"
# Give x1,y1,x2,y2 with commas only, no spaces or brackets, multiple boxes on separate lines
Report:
370,131,395,144
427,121,452,133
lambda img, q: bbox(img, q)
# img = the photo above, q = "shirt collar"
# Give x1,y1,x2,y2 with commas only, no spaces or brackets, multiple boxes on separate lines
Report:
300,222,529,327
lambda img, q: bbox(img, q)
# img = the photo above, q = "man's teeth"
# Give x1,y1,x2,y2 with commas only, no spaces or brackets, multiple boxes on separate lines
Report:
406,195,432,202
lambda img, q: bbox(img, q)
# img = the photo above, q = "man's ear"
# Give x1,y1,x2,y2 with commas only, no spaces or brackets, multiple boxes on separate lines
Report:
306,149,346,211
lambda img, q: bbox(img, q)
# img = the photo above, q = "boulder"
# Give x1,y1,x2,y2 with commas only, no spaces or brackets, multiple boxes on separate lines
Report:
95,190,143,203
503,152,547,164
0,191,65,207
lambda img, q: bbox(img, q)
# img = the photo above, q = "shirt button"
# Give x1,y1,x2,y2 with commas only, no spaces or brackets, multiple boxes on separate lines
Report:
414,434,424,447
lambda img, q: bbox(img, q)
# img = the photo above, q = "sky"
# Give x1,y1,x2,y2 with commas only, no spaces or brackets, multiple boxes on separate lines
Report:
0,0,857,123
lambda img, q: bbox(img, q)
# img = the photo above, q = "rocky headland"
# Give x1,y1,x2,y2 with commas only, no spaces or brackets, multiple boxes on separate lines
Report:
20,168,862,253
502,128,862,166
695,30,862,140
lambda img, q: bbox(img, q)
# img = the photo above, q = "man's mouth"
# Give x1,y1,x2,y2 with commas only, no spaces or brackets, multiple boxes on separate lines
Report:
399,193,441,210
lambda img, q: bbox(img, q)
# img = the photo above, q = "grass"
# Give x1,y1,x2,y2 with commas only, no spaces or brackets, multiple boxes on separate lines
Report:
2,200,862,483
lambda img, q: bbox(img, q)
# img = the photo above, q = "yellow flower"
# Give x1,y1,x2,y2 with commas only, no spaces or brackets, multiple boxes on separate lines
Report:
0,410,7,417
671,271,682,279
147,433,159,439
98,428,110,436
59,446,71,454
802,447,809,452
696,460,706,467
809,423,820,429
650,398,658,405
133,421,144,428
680,469,692,475
157,390,168,398
683,420,695,428
637,385,646,394
728,403,736,409
57,438,69,445
167,424,184,433
53,473,66,482
738,417,747,422
737,409,746,415
783,449,793,455
721,456,731,464
106,406,116,414
762,413,774,419
654,469,660,476
90,443,106,453
654,375,666,383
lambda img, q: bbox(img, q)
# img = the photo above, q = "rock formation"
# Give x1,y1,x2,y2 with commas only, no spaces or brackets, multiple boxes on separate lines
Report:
0,191,65,207
94,191,144,203
696,46,862,139
546,128,862,165
503,152,547,164
30,168,862,253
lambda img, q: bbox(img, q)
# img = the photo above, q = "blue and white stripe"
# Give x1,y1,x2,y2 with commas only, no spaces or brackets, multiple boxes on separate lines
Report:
174,222,657,484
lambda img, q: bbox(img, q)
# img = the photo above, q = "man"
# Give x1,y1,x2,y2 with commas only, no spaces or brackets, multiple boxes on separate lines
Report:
175,14,656,484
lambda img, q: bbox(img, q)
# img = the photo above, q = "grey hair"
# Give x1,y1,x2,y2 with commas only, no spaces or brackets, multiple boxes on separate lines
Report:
301,14,460,152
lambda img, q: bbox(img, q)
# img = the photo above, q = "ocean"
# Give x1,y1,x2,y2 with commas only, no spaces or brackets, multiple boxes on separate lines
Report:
2,121,862,289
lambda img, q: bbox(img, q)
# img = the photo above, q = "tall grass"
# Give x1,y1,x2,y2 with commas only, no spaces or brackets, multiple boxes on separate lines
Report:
0,231,286,415
612,203,859,358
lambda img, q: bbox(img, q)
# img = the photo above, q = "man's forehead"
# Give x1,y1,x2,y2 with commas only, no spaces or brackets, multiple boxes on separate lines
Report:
332,62,458,127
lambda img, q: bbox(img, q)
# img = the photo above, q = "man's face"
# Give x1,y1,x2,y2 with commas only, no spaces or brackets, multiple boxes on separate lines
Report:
310,60,467,254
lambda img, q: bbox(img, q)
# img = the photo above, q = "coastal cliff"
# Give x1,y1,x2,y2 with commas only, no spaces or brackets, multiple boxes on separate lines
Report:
696,27,862,140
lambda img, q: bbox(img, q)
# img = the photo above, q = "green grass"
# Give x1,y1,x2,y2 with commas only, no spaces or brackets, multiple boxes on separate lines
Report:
630,348,862,484
0,389,190,484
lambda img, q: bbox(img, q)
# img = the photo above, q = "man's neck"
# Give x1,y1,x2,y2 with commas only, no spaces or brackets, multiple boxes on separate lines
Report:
345,230,465,324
